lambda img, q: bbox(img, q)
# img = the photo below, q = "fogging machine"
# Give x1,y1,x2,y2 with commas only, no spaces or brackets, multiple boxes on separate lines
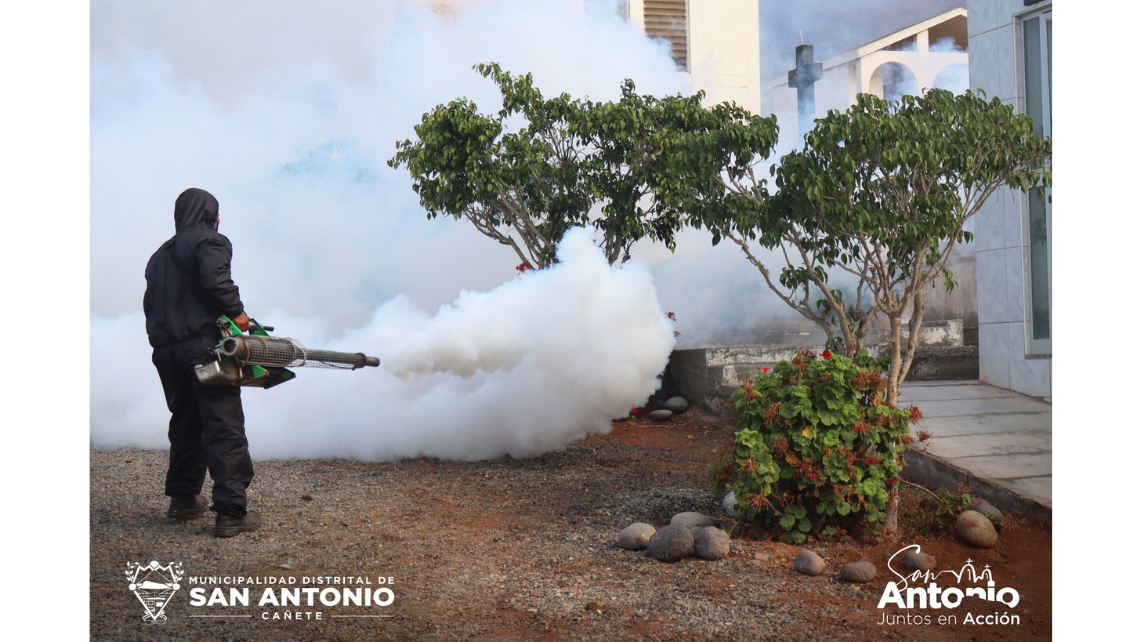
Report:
194,315,379,389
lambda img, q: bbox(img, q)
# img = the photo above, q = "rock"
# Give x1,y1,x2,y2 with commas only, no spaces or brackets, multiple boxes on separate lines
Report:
839,561,877,583
956,510,998,548
695,527,730,560
974,504,1003,523
969,497,990,509
648,409,674,422
618,523,656,550
671,512,720,529
903,550,937,573
688,526,704,538
794,549,826,576
646,524,695,562
722,490,739,518
662,397,689,414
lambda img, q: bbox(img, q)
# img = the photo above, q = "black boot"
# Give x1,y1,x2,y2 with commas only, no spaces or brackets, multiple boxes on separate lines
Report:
168,494,210,521
214,510,262,538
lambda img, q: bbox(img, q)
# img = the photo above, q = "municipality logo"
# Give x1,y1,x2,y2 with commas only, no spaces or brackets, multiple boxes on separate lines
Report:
125,561,184,624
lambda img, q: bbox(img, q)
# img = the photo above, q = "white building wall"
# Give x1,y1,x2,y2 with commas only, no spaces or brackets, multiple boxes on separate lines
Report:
969,0,1051,398
628,0,761,114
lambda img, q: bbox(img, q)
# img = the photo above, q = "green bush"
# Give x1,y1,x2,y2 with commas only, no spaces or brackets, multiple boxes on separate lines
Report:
710,349,920,543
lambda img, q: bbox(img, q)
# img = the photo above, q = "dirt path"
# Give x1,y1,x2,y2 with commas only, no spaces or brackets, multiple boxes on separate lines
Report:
91,411,1051,640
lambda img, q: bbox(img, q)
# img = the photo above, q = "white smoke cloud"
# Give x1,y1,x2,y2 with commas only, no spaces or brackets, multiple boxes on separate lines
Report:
91,0,689,460
91,230,675,460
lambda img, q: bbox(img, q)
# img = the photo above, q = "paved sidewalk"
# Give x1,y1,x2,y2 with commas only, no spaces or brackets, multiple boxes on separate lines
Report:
897,380,1052,511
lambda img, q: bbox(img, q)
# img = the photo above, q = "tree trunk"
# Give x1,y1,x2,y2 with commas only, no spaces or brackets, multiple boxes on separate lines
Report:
884,314,903,532
886,315,902,406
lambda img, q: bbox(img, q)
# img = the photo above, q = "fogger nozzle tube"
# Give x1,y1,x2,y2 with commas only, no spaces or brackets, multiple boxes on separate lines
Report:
220,335,379,369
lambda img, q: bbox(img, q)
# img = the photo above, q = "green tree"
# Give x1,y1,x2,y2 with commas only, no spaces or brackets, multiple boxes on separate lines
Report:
389,63,701,267
765,90,1050,405
673,90,1051,405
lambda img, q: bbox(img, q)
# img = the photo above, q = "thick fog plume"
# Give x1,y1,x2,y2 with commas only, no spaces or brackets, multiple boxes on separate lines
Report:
91,230,676,460
90,0,689,459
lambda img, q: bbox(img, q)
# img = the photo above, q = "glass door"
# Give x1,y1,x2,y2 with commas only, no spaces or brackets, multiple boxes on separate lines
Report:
1023,9,1051,354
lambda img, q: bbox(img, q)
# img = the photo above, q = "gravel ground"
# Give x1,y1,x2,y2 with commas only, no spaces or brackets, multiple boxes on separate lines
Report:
91,411,1051,641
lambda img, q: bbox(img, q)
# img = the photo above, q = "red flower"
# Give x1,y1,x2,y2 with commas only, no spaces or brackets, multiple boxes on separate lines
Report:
916,429,933,442
761,367,769,373
822,350,832,359
908,405,924,422
739,380,758,401
666,311,677,321
515,262,532,273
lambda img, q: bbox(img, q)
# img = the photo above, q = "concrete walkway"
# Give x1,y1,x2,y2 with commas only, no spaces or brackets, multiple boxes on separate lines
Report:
897,380,1052,519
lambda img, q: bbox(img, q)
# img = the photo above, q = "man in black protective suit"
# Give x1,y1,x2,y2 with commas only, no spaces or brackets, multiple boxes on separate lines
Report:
144,187,262,538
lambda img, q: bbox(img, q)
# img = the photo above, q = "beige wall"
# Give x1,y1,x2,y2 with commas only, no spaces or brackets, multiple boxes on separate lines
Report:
628,0,761,114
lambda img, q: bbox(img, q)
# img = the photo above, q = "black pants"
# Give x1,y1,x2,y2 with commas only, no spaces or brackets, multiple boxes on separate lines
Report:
152,335,253,517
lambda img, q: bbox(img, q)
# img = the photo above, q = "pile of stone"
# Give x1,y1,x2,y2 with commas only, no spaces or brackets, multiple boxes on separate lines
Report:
793,550,879,583
648,397,688,422
618,511,729,562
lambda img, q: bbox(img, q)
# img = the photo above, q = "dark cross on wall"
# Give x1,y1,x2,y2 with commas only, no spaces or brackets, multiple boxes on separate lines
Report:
787,44,823,141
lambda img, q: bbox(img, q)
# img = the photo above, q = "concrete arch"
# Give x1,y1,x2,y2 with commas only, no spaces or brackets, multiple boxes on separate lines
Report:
857,50,969,97
932,62,969,93
868,61,919,102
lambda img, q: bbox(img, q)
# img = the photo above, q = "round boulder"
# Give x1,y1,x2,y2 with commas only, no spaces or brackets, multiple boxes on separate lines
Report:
794,549,826,576
969,497,990,510
646,524,695,562
974,504,1003,523
662,397,689,414
722,490,739,518
839,561,877,583
648,409,674,422
618,523,656,550
694,527,730,560
903,550,937,573
671,512,720,530
956,510,998,548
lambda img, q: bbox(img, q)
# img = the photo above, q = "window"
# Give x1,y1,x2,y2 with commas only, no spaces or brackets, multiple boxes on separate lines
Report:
643,0,688,71
1021,8,1051,354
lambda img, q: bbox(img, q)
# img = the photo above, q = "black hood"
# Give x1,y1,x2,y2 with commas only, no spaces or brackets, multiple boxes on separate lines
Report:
174,188,219,232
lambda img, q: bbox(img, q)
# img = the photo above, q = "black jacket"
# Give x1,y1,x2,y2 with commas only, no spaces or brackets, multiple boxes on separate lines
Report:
144,188,245,348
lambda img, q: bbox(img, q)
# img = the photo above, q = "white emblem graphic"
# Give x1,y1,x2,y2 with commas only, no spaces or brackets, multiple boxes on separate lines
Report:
125,561,184,624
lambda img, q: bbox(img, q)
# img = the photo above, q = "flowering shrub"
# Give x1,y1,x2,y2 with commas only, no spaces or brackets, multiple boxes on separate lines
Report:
710,349,921,543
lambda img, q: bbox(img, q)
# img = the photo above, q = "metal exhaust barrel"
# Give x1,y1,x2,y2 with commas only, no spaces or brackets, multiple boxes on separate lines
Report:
220,335,380,370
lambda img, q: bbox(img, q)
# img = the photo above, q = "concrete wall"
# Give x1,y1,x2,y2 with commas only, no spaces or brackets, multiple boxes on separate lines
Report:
968,0,1051,398
664,320,975,411
923,254,978,345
